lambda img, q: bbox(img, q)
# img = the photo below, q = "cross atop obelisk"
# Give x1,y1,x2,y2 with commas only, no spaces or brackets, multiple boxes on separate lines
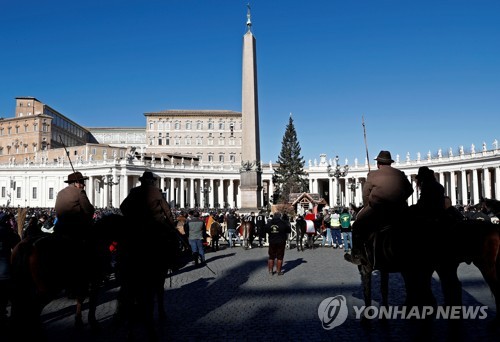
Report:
240,3,262,213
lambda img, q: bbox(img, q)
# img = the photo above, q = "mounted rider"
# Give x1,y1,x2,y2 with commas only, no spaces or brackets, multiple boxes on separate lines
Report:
345,150,413,265
54,171,95,297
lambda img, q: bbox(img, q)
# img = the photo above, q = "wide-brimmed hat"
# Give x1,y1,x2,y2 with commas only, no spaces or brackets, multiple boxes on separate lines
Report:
374,150,394,164
416,166,434,181
139,171,157,181
64,171,89,184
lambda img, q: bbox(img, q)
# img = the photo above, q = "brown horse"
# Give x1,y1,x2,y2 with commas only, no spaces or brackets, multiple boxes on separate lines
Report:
239,220,255,249
9,220,115,338
356,214,500,326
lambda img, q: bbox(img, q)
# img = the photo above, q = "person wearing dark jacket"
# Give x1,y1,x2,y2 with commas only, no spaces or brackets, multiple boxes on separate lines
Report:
345,151,413,265
410,166,445,221
264,213,291,275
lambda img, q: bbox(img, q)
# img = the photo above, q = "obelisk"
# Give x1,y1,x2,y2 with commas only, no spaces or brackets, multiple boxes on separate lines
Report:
239,4,262,213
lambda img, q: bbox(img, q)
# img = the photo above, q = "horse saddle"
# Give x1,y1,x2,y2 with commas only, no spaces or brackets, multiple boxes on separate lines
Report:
367,226,401,272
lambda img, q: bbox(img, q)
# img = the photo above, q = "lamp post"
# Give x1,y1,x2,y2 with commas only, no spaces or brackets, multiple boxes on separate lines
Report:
200,184,212,209
347,177,359,205
271,173,279,205
327,155,349,207
103,168,119,208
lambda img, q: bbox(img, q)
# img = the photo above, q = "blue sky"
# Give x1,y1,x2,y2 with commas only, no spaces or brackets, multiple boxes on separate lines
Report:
1,0,499,165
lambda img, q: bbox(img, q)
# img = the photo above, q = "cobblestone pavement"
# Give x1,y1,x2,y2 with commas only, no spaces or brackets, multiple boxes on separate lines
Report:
4,242,500,341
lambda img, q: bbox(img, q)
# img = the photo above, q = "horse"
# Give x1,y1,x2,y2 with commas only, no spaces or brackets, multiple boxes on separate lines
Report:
9,218,115,337
356,213,500,327
294,217,307,251
109,213,185,339
239,220,255,249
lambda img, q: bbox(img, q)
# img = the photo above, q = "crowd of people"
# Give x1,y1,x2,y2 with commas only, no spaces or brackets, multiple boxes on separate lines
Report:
1,163,500,325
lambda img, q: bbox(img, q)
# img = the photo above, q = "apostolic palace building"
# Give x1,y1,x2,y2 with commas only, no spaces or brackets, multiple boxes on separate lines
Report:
1,10,499,211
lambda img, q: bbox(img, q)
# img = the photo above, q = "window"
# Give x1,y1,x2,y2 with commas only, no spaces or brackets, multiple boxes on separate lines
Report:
219,155,224,162
218,122,224,130
16,187,21,199
186,122,192,130
175,138,181,145
208,122,214,130
230,155,235,163
49,187,54,200
208,155,213,162
8,127,11,134
158,133,162,146
208,138,213,146
149,122,154,130
32,187,37,199
158,122,164,130
196,138,202,145
174,122,180,130
218,138,224,145
185,138,191,145
19,112,23,117
196,122,202,130
1,187,5,198
15,126,19,133
165,122,171,130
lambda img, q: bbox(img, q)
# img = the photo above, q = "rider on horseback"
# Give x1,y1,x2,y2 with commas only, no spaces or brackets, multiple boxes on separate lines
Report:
409,166,446,223
344,151,413,265
54,171,95,297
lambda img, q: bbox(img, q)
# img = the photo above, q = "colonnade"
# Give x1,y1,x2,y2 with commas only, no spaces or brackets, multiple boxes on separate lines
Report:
306,164,500,208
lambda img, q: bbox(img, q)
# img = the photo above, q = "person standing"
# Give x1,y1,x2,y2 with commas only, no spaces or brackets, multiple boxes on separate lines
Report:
265,212,291,275
339,208,353,253
186,211,206,265
330,210,342,249
255,210,267,247
225,211,241,248
321,210,332,247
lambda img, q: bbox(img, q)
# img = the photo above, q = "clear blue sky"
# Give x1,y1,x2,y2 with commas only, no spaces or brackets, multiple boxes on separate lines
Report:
1,0,499,165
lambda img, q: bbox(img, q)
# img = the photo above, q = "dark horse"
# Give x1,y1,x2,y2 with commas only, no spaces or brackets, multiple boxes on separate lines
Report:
295,216,307,251
9,218,115,337
356,213,500,326
109,213,185,340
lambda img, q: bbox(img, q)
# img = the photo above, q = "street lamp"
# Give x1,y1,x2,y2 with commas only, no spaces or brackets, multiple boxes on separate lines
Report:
200,184,212,208
103,168,119,208
347,177,359,205
271,173,279,205
327,155,349,207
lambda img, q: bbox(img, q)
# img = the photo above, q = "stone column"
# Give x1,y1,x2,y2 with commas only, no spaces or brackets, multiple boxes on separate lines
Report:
483,168,491,199
450,171,457,205
228,180,234,208
209,179,214,208
218,179,224,209
461,170,468,205
180,177,186,208
329,178,334,207
170,177,175,203
189,178,195,208
496,167,500,200
472,169,479,204
87,176,94,205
